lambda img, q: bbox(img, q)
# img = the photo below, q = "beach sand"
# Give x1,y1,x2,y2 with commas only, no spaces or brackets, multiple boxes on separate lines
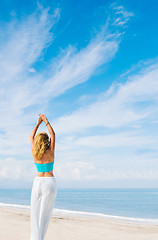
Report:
0,206,158,240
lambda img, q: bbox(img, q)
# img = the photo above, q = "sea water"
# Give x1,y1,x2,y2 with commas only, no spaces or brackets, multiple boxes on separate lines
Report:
0,188,158,223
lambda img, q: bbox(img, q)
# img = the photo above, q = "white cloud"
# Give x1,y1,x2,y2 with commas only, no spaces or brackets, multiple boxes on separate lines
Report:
41,37,119,98
0,158,34,181
29,68,36,73
0,8,59,84
54,61,158,133
110,2,134,27
73,132,157,149
54,161,158,181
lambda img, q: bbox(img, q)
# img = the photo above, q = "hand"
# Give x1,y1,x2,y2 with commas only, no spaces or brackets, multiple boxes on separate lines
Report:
37,115,43,125
39,114,48,124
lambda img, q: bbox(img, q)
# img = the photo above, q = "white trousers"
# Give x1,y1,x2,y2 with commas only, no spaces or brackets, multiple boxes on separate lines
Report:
30,176,57,240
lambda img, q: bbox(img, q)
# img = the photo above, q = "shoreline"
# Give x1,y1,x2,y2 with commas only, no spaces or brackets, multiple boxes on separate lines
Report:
0,206,158,240
0,202,158,225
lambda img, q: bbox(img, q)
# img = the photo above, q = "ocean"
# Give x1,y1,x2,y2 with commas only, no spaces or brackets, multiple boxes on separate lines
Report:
0,188,158,223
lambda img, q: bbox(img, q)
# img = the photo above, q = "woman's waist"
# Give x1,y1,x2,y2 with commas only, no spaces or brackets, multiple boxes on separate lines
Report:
35,176,55,178
36,171,54,177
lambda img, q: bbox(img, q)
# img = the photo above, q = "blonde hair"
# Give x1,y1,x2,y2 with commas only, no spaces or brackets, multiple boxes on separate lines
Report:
33,132,49,160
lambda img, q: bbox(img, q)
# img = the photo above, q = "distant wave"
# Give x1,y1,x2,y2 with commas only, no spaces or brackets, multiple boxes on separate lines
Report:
0,202,158,224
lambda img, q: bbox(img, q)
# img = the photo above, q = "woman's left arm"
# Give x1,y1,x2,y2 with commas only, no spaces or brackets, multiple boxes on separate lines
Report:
30,116,42,150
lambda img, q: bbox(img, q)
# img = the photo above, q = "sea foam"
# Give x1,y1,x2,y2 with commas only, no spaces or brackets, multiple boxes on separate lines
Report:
0,202,158,224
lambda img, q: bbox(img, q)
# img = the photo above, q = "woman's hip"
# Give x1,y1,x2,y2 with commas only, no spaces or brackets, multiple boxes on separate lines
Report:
33,176,57,193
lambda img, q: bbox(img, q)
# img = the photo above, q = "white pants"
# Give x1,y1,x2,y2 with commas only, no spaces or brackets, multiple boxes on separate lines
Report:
30,176,57,240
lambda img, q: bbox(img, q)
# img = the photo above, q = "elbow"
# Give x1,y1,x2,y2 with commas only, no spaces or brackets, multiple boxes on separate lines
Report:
51,131,55,138
30,134,34,140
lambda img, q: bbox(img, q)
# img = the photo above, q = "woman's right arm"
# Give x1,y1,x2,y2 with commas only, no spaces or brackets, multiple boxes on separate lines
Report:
30,116,42,151
39,114,55,151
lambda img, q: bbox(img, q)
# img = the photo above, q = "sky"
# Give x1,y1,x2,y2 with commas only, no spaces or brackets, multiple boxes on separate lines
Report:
0,0,158,189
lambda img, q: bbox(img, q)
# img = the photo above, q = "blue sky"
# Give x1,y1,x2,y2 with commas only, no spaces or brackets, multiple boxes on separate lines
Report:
0,0,158,189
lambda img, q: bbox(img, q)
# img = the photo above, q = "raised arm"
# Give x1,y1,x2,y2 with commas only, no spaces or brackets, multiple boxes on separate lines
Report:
30,116,43,149
39,114,55,151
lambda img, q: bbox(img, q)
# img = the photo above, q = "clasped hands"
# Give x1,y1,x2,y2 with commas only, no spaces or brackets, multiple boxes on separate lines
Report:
37,114,49,125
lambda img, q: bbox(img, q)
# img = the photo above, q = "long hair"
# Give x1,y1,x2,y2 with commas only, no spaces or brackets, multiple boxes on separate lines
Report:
33,132,49,160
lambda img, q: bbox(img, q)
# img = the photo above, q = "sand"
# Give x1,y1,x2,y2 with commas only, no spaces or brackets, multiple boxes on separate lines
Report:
0,206,158,240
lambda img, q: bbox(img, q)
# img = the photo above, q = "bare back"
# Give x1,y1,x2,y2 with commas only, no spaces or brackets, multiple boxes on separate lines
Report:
32,148,55,177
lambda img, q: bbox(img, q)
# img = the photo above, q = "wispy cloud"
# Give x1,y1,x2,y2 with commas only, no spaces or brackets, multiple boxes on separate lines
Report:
110,2,134,27
0,8,60,84
0,7,61,127
54,60,158,133
41,35,119,98
73,132,157,149
0,7,61,161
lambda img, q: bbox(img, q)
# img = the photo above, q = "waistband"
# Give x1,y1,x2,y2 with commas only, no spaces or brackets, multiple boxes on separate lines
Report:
35,176,55,178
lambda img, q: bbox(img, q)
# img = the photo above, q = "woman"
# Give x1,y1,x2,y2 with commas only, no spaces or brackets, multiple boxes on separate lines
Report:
30,114,57,240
